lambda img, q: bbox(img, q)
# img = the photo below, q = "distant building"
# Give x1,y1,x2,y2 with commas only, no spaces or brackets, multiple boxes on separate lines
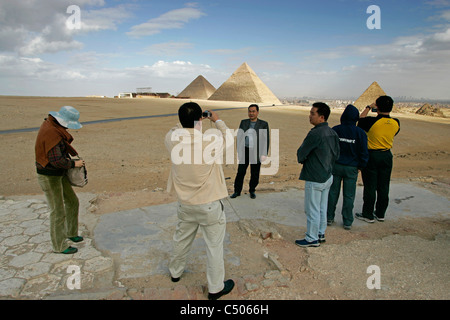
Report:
118,93,135,98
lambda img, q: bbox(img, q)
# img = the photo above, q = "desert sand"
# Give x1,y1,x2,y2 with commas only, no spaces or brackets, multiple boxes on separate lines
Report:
1,95,449,299
1,95,449,201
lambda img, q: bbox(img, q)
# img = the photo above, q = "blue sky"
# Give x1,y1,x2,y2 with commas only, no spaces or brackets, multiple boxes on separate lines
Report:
1,0,449,99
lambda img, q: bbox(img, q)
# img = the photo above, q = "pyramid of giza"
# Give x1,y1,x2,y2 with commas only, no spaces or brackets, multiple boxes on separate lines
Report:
208,62,281,105
177,75,216,100
354,81,387,110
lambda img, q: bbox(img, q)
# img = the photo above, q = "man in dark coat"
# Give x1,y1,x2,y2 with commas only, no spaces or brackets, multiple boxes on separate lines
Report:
230,104,269,199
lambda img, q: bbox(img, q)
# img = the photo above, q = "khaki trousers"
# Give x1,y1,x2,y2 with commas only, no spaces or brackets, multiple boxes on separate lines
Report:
37,174,79,252
169,200,226,294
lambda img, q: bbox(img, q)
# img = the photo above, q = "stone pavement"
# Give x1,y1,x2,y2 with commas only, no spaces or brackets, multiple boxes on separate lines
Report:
1,181,449,300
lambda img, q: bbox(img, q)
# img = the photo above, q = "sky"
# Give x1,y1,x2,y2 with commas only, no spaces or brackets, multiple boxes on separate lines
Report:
0,0,449,100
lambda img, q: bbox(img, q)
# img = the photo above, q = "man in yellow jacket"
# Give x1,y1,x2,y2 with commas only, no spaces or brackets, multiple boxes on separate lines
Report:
165,102,234,300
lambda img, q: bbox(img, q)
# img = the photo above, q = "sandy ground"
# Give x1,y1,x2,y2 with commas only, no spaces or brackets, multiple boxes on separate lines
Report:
1,95,449,300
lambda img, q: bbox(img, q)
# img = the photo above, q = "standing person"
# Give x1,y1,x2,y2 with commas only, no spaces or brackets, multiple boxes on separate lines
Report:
327,104,369,230
165,102,234,300
356,96,400,223
35,106,85,254
296,103,340,247
230,104,269,199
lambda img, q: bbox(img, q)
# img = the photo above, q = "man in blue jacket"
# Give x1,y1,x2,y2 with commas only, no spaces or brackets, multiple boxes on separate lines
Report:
327,105,369,231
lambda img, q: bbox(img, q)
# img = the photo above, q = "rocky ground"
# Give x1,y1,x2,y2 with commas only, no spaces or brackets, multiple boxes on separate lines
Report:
1,96,449,300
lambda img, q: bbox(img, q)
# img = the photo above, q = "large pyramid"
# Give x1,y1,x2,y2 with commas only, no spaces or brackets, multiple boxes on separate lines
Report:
177,75,216,100
354,81,387,110
208,62,281,105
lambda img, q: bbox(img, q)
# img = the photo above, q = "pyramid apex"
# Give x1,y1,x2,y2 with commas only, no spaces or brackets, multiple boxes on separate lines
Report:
208,62,280,105
177,75,216,99
353,81,387,110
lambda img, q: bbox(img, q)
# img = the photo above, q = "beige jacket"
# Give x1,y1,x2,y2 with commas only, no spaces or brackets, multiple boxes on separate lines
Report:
165,120,229,205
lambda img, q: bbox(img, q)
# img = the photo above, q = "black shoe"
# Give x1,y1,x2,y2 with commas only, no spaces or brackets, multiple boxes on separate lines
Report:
230,193,240,199
68,236,84,243
250,192,256,199
355,213,375,223
208,279,235,300
318,234,326,243
171,276,180,283
295,239,320,247
374,211,385,222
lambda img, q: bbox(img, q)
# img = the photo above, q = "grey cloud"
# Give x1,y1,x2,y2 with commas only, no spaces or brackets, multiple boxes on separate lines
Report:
0,0,131,56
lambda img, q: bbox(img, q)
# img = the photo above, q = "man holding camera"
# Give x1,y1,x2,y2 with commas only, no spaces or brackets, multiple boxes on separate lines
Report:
165,102,234,300
356,96,400,223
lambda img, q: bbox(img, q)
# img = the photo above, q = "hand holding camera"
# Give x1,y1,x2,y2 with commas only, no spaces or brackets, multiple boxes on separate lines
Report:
202,110,219,122
202,111,212,118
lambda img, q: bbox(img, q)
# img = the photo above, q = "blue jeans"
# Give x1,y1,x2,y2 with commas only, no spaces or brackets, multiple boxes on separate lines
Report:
304,176,333,242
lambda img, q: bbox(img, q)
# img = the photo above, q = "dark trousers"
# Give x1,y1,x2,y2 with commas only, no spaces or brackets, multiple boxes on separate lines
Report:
327,163,358,227
361,150,393,219
234,147,261,194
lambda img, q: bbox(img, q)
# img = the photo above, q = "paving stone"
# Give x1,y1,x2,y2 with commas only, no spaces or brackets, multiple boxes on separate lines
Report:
15,261,52,279
0,278,26,297
0,267,16,280
20,274,62,299
84,256,113,273
0,183,448,300
9,252,43,268
29,232,50,244
0,226,24,238
2,235,29,247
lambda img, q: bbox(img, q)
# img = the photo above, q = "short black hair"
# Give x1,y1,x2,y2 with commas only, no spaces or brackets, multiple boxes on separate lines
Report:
178,102,202,128
312,102,331,121
248,104,259,112
376,96,394,113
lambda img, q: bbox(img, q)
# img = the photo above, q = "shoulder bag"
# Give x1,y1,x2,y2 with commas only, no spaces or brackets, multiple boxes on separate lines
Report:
66,156,88,187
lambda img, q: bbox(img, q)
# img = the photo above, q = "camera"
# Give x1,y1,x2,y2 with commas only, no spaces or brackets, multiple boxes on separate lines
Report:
371,108,377,112
202,111,212,118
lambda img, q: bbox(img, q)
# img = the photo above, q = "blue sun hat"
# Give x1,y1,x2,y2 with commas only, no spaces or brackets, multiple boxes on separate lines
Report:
49,106,82,129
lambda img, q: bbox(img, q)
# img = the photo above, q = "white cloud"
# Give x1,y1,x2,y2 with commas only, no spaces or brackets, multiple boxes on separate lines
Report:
19,35,83,56
0,56,216,96
126,60,212,78
127,6,206,37
433,27,450,41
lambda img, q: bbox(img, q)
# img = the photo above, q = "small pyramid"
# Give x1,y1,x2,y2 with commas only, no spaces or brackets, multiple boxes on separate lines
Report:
177,75,216,100
354,82,387,110
208,62,281,105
